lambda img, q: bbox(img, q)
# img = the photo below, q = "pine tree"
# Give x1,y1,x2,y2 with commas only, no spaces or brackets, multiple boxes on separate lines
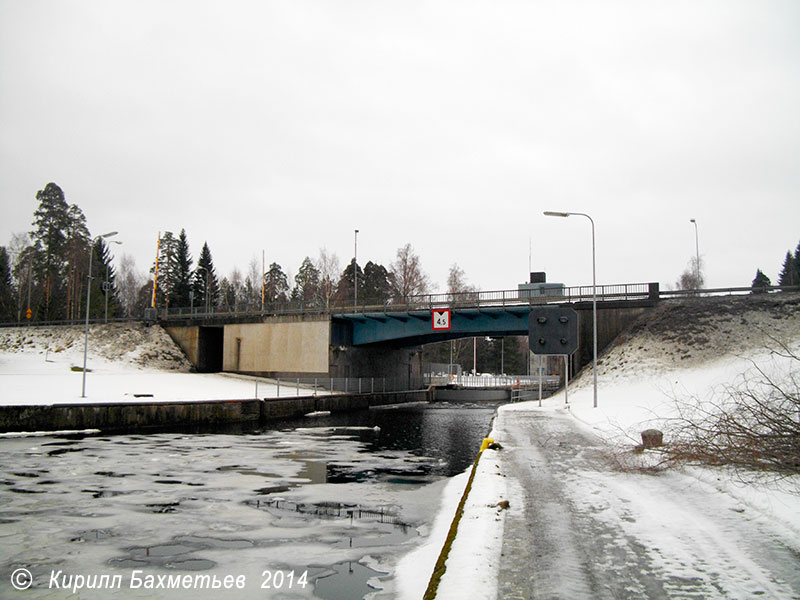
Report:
794,239,800,286
30,183,72,319
293,257,321,307
264,262,289,305
151,231,178,308
778,251,797,287
193,242,219,311
90,237,121,320
751,269,771,293
362,261,393,305
335,259,364,305
171,229,193,307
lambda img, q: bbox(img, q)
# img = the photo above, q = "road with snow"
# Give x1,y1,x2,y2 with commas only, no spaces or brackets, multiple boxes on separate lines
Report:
495,407,800,599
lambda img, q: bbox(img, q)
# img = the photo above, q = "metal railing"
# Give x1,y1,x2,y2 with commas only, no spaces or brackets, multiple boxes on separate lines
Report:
154,282,657,321
4,284,799,328
269,376,424,396
424,373,561,389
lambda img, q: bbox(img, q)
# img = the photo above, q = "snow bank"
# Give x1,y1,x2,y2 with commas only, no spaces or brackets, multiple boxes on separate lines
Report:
0,324,318,405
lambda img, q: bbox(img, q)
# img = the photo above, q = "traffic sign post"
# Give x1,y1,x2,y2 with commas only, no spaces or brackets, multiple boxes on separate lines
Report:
432,309,451,331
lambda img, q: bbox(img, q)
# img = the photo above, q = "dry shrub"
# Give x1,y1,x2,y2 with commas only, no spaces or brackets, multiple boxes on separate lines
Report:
660,337,800,485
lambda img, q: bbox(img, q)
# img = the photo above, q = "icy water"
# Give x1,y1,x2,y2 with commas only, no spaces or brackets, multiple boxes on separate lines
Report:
0,401,498,599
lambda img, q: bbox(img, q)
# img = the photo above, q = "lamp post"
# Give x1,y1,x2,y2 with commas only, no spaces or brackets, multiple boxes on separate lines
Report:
544,211,598,408
690,218,700,289
354,229,359,310
82,231,118,398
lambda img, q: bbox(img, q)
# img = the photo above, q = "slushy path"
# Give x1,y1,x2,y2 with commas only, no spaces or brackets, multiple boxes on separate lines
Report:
494,405,800,599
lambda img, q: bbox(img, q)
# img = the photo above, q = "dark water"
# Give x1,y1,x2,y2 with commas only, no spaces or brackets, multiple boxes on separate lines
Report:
271,401,499,477
0,401,499,599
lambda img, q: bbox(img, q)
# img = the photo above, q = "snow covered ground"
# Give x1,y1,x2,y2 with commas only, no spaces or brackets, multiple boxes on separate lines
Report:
0,324,317,404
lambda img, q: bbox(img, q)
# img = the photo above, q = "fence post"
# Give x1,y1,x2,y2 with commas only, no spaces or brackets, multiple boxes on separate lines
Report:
277,378,281,397
296,378,300,396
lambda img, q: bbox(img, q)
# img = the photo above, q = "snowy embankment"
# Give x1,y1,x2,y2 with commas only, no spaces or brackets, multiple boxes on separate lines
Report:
0,324,297,405
427,294,800,599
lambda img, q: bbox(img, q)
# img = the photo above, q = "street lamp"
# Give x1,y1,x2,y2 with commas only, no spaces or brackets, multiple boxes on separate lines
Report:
354,229,359,310
544,210,598,408
82,230,118,398
690,218,700,289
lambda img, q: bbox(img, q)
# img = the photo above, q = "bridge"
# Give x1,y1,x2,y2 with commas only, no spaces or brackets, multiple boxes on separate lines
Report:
160,282,661,386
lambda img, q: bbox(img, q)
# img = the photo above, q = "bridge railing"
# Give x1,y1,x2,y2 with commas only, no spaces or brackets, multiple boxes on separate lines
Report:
15,283,794,327
424,373,561,388
154,282,657,320
271,375,425,395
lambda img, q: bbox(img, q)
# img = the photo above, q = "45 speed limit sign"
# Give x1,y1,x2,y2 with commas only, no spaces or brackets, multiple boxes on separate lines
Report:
432,309,451,330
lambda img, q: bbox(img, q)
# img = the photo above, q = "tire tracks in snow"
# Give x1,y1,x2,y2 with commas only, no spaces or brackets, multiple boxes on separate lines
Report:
496,408,800,599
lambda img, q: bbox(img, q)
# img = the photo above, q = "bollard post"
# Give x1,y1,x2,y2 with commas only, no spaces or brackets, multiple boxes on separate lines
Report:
277,378,280,397
296,378,300,396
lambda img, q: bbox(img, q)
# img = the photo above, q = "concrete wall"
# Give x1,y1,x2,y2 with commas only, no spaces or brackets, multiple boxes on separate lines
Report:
573,305,649,377
223,319,330,377
329,344,424,387
165,325,200,366
0,390,433,433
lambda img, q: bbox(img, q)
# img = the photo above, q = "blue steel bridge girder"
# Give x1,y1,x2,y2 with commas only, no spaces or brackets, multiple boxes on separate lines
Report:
334,307,532,347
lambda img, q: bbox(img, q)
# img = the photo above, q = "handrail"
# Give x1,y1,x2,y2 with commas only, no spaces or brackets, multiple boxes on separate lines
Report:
3,284,799,328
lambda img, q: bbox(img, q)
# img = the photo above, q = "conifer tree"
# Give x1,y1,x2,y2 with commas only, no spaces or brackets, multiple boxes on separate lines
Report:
336,259,364,305
794,239,800,286
292,257,321,307
171,229,193,307
90,237,121,320
751,269,771,293
778,251,797,287
362,261,393,305
30,183,72,319
193,242,219,311
264,262,289,304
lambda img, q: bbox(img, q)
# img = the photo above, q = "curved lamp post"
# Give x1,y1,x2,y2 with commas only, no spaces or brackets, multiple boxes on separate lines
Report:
82,230,118,397
544,211,598,408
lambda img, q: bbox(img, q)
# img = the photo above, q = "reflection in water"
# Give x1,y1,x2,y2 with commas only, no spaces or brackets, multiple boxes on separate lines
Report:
0,401,498,599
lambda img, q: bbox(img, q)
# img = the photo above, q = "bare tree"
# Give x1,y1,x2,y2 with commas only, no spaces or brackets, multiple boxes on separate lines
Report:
446,263,480,369
117,253,146,318
317,247,340,310
390,243,430,303
246,256,262,306
676,256,705,290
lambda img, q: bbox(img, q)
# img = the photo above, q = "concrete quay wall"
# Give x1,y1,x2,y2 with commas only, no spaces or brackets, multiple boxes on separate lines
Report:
0,389,433,434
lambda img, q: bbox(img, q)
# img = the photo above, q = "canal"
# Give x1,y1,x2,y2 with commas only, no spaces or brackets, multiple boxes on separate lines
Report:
0,401,499,599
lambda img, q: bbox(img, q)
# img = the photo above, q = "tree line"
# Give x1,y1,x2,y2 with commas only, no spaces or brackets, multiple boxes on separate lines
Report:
751,239,800,291
0,182,452,323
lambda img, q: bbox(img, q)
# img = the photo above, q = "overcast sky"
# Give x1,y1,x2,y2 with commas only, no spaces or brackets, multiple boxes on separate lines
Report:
2,0,799,295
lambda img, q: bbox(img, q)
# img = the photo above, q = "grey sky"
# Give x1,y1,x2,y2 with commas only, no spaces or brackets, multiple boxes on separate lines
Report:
2,1,799,294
